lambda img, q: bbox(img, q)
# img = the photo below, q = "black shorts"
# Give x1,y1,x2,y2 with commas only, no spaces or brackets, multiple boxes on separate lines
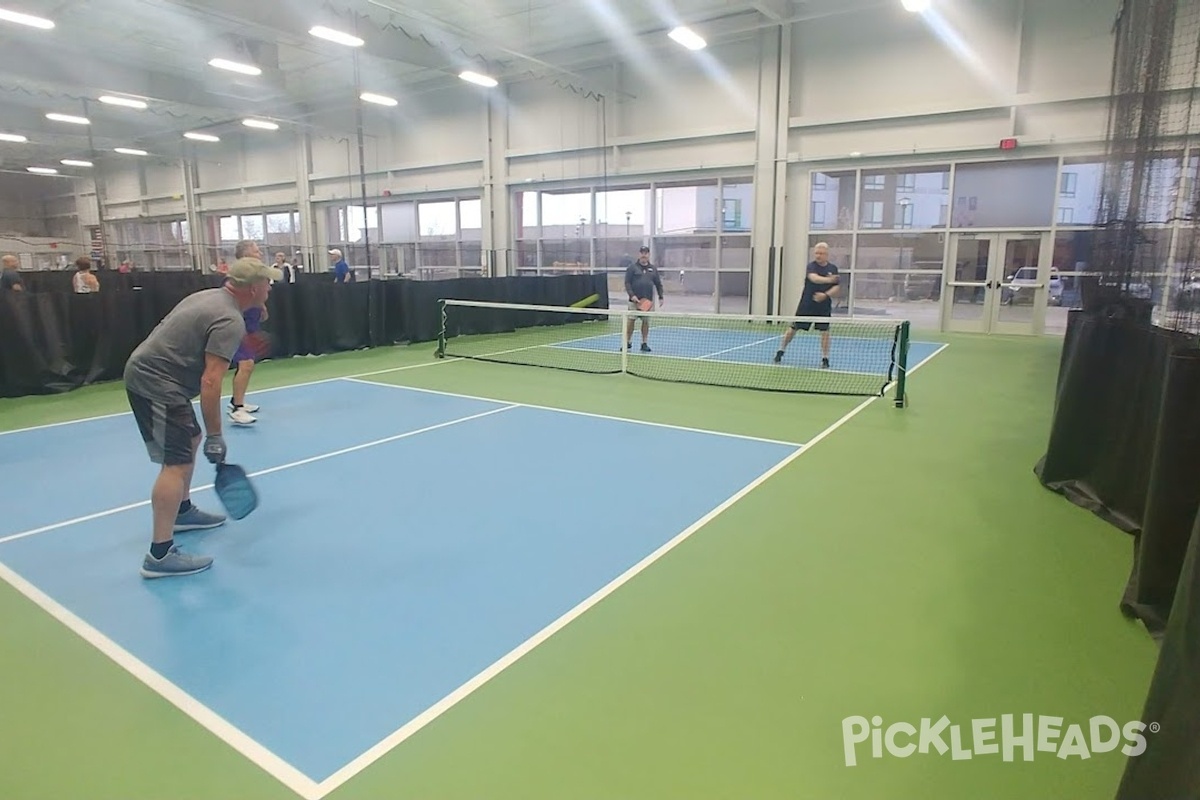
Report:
792,304,831,332
127,390,200,466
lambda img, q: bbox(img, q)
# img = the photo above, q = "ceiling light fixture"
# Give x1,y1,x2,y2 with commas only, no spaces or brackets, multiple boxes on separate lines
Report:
46,112,89,125
208,58,262,76
309,25,363,47
0,132,28,143
901,0,931,11
61,159,93,167
0,8,54,29
242,118,280,130
27,166,58,174
360,92,398,106
668,26,706,51
184,131,220,142
114,147,148,156
99,95,148,109
459,70,498,88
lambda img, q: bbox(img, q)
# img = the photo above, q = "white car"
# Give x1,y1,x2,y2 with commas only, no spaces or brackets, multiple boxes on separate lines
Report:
1003,267,1063,306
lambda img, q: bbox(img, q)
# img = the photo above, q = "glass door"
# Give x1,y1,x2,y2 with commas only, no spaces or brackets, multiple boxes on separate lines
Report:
943,233,1048,334
944,234,994,333
993,234,1049,335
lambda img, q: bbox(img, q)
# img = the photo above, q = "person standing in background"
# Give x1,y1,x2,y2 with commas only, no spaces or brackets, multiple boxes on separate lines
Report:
329,249,351,283
1,254,24,291
72,256,100,293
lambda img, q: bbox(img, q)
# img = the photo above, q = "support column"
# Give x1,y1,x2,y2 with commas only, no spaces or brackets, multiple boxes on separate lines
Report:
296,132,318,275
181,158,203,271
750,24,790,316
482,90,511,277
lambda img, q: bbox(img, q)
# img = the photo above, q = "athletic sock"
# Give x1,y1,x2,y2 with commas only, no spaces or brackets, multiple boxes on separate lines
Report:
150,540,174,560
178,499,193,515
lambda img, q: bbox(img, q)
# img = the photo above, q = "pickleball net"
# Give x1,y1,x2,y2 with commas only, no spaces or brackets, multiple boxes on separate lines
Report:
436,299,912,403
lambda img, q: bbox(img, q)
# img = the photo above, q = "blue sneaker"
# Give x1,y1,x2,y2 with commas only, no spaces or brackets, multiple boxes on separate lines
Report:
174,505,226,533
140,546,214,579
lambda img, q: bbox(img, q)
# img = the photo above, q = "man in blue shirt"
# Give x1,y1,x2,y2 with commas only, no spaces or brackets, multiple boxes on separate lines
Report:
623,246,664,352
329,249,351,283
774,242,840,368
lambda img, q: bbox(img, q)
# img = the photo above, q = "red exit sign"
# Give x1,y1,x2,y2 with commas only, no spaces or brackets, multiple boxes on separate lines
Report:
1000,137,1019,150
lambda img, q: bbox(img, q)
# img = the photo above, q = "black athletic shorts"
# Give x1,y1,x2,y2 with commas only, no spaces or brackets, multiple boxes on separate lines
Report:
127,390,200,466
792,303,831,332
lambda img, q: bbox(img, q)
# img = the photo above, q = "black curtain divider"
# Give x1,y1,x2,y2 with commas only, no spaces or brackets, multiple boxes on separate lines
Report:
1113,510,1200,800
1034,311,1200,798
1035,310,1200,635
0,271,609,398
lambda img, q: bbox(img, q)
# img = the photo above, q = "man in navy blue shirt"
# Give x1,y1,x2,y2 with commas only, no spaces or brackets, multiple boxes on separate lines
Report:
329,249,351,283
774,242,840,368
624,246,664,352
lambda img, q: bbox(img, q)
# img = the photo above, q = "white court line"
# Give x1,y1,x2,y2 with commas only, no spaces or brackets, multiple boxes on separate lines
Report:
0,560,325,800
0,356,456,438
340,378,804,449
694,336,779,361
0,404,516,547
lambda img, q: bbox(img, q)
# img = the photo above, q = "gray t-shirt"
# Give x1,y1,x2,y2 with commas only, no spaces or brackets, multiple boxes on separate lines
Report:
124,288,246,403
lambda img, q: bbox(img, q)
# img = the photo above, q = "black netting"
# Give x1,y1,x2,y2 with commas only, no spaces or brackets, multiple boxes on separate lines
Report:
1093,0,1200,334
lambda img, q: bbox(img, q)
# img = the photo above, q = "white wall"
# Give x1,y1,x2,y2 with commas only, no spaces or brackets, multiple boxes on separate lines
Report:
57,0,1150,312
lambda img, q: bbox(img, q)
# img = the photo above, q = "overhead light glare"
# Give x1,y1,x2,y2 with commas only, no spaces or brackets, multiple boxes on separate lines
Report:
459,70,498,88
242,118,280,130
60,159,93,167
184,131,221,142
208,58,262,76
0,132,28,143
668,26,706,51
99,95,147,109
114,147,148,156
309,25,363,47
360,92,398,106
901,0,931,11
0,8,54,29
27,166,58,174
46,113,89,125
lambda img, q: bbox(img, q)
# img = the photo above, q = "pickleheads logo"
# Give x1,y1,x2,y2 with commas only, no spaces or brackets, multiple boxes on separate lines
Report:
842,715,1157,767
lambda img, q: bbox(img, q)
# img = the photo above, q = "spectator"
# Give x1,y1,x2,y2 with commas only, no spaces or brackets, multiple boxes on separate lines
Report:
273,251,294,283
329,249,351,283
1,254,23,291
72,256,100,293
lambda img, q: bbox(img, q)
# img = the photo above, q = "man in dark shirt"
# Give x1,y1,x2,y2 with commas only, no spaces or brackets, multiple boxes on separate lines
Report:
624,246,664,352
774,242,840,368
1,254,24,291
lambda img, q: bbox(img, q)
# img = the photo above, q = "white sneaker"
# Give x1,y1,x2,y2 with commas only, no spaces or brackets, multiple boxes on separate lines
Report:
241,403,260,413
228,408,257,425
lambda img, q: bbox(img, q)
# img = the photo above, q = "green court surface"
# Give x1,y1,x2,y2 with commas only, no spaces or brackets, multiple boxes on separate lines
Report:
0,332,1159,800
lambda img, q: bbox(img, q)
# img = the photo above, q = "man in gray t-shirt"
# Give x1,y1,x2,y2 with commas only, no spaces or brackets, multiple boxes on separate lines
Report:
125,255,282,579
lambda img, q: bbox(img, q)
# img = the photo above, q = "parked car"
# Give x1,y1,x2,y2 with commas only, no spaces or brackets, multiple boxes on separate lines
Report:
1003,266,1063,305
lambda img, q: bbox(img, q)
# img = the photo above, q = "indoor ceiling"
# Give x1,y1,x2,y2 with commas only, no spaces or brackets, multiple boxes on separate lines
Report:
0,0,870,174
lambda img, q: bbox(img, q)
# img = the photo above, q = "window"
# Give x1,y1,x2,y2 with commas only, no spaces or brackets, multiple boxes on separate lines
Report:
219,216,239,242
861,201,884,228
1060,172,1078,197
418,201,457,238
810,171,855,231
1058,207,1075,224
896,202,915,229
811,201,827,227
